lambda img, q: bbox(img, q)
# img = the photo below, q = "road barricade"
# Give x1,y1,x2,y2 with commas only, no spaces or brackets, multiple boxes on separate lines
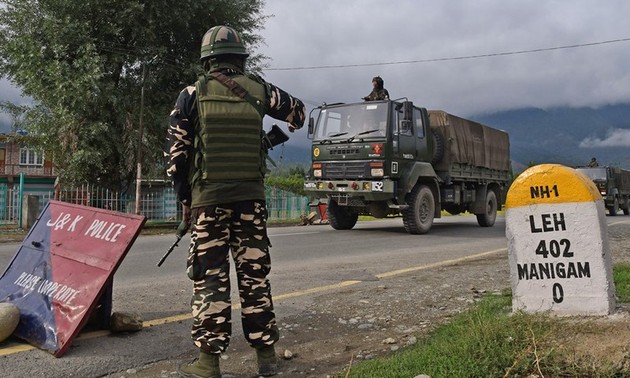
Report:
0,200,145,356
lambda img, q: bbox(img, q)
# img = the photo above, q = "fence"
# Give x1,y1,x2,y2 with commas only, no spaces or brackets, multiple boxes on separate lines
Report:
265,186,311,221
0,182,311,229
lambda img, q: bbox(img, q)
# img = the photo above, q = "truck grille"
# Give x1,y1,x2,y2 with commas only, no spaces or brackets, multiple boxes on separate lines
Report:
324,162,368,179
330,148,360,155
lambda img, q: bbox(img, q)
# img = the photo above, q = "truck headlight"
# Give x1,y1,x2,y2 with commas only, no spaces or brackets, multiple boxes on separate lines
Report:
313,169,322,178
371,168,384,177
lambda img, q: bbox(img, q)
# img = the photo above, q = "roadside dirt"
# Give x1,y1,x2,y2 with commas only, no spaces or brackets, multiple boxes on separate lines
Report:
113,221,630,378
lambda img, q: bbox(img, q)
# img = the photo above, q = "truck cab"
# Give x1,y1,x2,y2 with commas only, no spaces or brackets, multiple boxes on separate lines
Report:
306,99,434,199
576,166,630,215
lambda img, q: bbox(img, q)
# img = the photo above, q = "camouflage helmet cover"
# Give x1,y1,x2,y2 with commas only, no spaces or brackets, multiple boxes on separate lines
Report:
200,25,249,60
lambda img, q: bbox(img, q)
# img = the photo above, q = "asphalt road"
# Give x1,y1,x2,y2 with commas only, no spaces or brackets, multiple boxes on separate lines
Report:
0,215,546,377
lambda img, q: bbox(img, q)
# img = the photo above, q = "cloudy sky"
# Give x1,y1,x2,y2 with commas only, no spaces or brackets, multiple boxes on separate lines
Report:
2,0,630,142
258,0,630,117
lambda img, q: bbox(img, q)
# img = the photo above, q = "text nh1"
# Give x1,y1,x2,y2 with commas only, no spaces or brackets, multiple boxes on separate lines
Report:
530,184,559,199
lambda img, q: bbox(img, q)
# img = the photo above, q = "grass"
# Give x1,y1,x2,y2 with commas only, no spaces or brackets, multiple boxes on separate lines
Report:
614,263,630,302
338,264,630,378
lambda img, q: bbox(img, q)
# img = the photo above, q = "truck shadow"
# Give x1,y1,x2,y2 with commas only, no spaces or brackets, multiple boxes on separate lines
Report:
348,220,506,239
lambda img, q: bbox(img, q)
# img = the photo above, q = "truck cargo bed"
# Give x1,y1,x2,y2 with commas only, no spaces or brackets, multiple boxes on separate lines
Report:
429,110,510,173
437,162,511,183
613,167,630,192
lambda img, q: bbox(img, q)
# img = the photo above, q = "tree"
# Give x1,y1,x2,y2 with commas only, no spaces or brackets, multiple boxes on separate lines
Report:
0,0,267,189
266,164,308,195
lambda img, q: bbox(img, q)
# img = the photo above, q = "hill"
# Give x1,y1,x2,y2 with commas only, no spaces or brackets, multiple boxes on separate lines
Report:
473,104,630,171
268,143,311,166
274,104,630,172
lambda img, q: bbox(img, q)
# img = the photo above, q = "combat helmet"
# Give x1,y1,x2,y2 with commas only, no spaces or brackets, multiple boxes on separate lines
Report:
200,25,249,60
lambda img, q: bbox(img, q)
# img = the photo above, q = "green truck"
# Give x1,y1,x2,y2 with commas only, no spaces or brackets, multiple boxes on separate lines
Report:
575,166,630,215
303,99,511,234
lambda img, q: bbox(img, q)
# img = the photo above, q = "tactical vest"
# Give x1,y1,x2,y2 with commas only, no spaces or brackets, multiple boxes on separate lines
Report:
194,74,267,183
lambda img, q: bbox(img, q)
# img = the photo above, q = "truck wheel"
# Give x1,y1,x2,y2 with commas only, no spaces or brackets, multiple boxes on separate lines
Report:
476,190,497,227
402,184,435,234
327,200,358,230
623,198,630,215
607,198,619,216
430,130,445,165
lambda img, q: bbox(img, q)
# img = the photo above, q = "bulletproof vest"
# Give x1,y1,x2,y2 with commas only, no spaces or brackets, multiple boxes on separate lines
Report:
194,74,267,183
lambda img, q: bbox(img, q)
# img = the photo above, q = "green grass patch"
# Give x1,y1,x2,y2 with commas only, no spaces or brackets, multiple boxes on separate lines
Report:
613,263,630,302
339,268,630,378
340,293,558,378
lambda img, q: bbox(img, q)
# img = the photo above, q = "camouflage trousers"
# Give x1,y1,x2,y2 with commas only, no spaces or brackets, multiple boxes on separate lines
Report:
187,200,278,354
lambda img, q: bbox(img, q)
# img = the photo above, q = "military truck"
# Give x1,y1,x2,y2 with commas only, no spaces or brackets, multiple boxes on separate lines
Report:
303,99,511,234
575,166,630,216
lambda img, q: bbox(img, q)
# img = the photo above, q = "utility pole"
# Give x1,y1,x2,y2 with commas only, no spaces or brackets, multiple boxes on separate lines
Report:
135,64,147,215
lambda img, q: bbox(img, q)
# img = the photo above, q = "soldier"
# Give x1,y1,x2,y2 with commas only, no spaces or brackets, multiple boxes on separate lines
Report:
362,76,390,101
166,25,305,378
587,157,599,167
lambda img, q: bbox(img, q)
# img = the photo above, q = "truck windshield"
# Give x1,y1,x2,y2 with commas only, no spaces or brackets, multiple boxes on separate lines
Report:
576,167,607,181
313,103,388,143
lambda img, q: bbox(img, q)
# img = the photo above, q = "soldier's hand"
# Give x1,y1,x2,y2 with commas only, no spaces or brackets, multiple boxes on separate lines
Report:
288,123,297,133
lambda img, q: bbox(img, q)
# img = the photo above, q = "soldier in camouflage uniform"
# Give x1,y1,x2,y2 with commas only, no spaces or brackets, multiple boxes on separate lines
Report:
166,25,305,378
362,76,390,101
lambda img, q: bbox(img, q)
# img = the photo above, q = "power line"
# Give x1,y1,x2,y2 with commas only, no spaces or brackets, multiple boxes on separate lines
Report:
265,37,630,71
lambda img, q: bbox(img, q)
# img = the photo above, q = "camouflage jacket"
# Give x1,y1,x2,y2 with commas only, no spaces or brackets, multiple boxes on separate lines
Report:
363,88,390,101
166,69,305,206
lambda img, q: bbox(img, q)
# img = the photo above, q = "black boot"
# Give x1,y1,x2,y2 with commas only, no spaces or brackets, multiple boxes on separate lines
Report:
177,350,220,378
256,345,278,376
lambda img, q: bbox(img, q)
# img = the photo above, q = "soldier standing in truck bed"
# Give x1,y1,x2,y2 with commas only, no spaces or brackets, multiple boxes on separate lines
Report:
362,76,389,101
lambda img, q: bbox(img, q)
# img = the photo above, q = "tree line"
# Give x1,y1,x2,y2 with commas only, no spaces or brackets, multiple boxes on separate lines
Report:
0,0,267,191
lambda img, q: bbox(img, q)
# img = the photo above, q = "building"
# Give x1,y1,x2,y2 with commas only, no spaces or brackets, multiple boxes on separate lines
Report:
0,135,55,179
0,134,57,224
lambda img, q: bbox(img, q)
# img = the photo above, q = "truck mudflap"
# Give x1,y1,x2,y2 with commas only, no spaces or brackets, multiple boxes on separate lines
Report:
304,179,396,201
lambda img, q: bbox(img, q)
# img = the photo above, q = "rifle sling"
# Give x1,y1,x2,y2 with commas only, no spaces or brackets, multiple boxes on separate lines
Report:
208,71,265,118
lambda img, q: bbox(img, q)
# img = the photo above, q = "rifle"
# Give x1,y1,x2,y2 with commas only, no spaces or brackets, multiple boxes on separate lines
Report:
156,220,189,267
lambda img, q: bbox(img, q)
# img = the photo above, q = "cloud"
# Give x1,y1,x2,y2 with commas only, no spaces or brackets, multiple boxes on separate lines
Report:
4,1,630,119
260,0,630,116
579,128,630,148
0,78,24,103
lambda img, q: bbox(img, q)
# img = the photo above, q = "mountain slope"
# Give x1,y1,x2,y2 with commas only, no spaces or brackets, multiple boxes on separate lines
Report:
472,104,630,170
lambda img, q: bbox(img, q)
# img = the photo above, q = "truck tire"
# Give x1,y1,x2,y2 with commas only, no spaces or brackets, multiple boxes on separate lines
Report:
402,184,435,234
476,190,497,227
327,200,358,230
623,198,630,215
430,130,445,165
607,197,619,216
